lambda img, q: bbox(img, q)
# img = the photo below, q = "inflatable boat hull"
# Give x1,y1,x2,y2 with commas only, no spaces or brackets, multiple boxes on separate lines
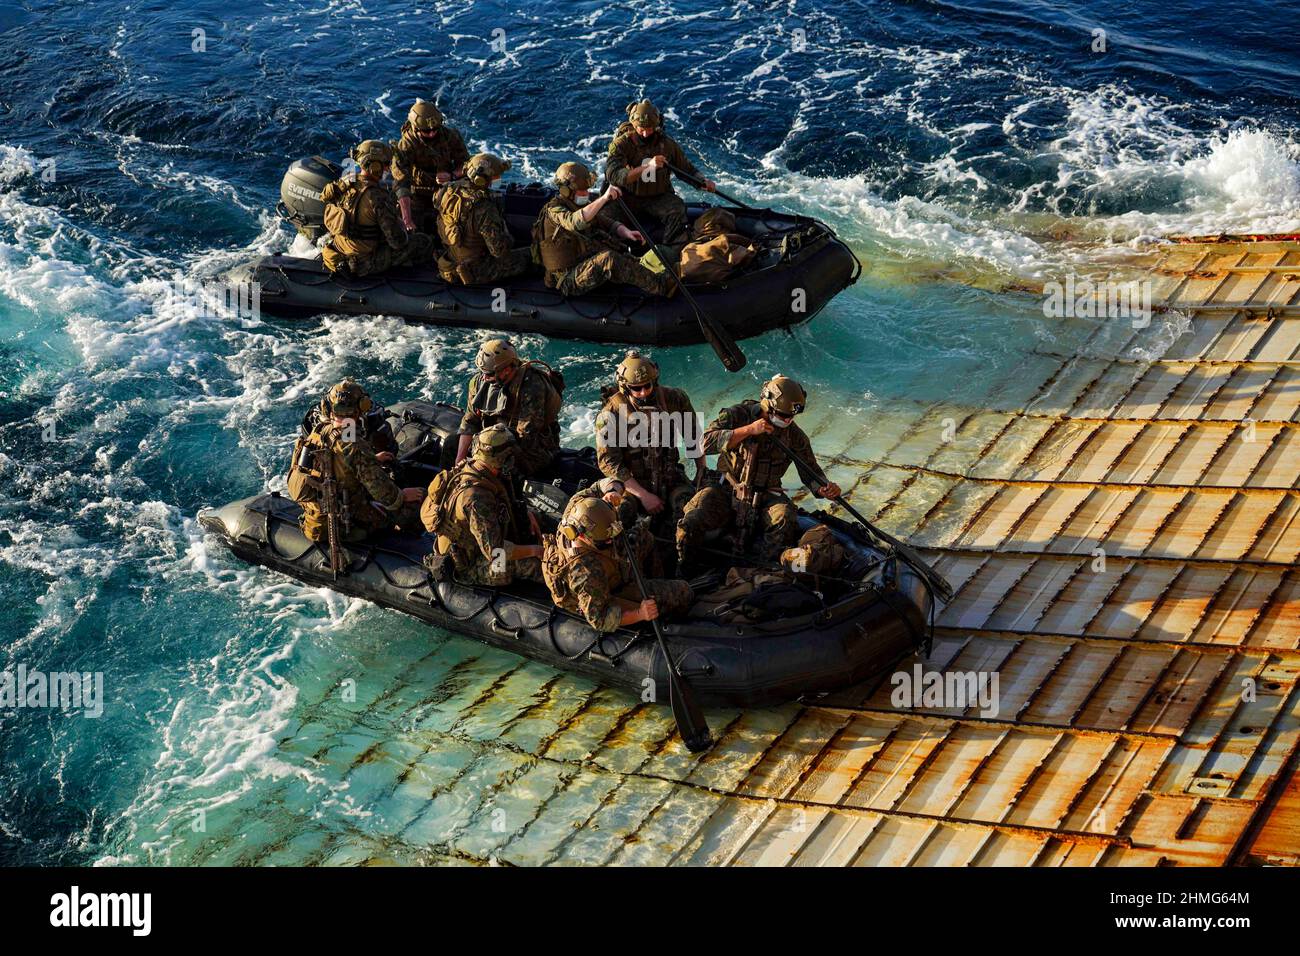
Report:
233,186,861,347
197,399,929,709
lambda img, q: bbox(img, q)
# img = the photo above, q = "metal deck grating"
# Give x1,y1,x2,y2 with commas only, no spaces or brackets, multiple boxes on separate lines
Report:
181,240,1300,867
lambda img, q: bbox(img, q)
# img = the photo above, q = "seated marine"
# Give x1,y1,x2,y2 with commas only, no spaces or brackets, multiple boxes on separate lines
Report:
420,424,543,586
286,379,426,543
532,162,674,297
434,153,532,286
676,375,842,566
320,140,437,279
594,350,702,530
604,99,715,246
391,99,470,234
541,496,693,633
455,338,561,479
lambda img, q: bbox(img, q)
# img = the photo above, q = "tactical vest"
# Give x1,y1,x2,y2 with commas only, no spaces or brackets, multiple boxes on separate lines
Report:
717,400,802,494
598,386,689,494
424,460,516,561
533,196,608,277
542,535,628,617
609,125,674,198
471,362,563,434
437,180,490,263
395,124,445,196
286,422,377,539
322,178,383,248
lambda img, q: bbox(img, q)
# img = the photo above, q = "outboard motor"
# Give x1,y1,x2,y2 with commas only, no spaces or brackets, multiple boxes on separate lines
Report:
277,156,343,242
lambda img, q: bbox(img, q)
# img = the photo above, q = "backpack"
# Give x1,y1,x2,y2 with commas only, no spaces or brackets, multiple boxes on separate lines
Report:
419,465,460,536
322,179,381,241
691,567,824,624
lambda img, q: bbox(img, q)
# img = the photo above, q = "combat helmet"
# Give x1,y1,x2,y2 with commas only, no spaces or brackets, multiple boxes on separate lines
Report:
616,350,659,401
407,100,444,133
555,161,594,198
465,153,511,188
760,375,807,420
351,140,393,171
626,99,662,130
326,379,373,418
475,338,520,377
472,423,516,469
560,496,622,545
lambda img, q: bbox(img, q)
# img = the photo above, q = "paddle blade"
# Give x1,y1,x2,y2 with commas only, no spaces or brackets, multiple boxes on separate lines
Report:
703,324,746,372
668,671,713,752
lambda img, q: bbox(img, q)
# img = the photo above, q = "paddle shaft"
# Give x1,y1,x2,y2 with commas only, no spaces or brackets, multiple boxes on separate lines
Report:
769,434,954,603
665,162,756,212
621,531,712,751
609,194,746,372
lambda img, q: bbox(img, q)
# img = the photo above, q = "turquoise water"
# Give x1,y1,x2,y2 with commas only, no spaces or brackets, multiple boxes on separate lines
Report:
0,0,1297,864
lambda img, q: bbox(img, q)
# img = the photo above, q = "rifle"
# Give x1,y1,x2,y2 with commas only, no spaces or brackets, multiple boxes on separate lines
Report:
729,434,760,552
299,441,348,579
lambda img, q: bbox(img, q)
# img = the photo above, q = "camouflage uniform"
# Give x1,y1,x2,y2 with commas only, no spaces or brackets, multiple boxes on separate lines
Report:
595,385,698,527
677,399,824,560
534,195,672,297
605,126,700,246
541,534,693,633
420,459,541,586
458,365,560,478
435,180,531,285
320,173,436,277
287,420,420,543
390,122,470,231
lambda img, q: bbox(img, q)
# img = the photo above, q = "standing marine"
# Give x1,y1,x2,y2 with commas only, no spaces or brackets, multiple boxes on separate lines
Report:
320,140,437,278
532,162,674,297
420,424,543,586
594,351,703,530
435,152,532,285
391,100,470,234
676,375,841,566
604,99,715,246
542,496,694,633
456,338,562,478
286,379,426,545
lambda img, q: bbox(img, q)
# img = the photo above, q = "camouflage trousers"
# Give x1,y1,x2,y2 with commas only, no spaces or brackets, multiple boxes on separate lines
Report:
451,553,544,588
302,499,423,544
676,485,802,561
551,249,673,297
612,577,694,620
441,248,532,286
332,232,437,278
613,192,689,247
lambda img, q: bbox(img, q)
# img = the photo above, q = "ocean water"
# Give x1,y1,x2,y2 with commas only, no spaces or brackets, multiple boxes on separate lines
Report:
0,0,1297,864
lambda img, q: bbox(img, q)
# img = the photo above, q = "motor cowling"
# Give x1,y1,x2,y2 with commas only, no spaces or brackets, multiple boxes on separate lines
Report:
277,155,343,242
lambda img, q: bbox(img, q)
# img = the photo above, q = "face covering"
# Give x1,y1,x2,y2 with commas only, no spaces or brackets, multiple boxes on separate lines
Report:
770,414,792,429
574,192,591,206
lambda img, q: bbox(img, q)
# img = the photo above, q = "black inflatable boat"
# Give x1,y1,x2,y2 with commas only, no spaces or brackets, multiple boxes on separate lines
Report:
229,157,861,346
197,400,931,712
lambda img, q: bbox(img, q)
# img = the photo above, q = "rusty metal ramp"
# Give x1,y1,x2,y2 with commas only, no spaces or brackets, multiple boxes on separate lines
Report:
543,239,1298,867
176,241,1299,868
